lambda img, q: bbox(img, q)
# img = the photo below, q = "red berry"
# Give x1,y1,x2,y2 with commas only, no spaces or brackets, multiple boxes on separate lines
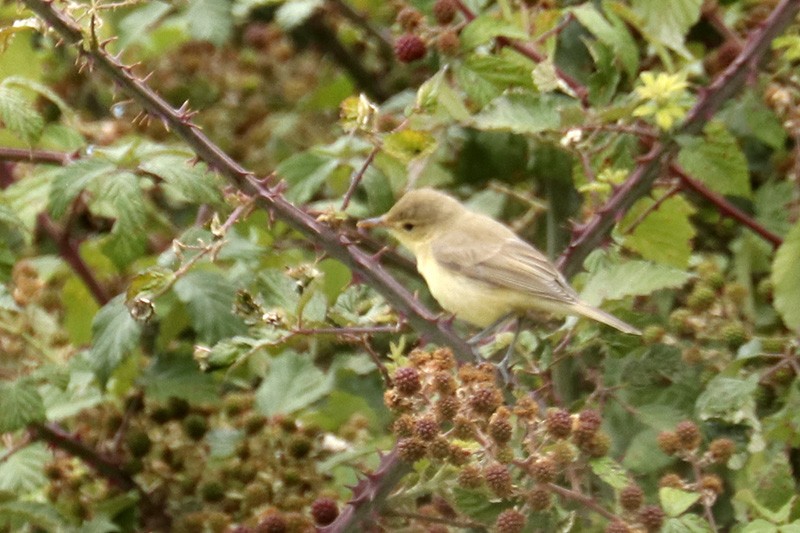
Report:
394,367,421,395
310,498,338,526
433,0,458,25
394,34,427,63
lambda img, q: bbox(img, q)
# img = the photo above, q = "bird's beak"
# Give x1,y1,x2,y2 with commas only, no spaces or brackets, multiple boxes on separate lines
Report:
357,216,388,229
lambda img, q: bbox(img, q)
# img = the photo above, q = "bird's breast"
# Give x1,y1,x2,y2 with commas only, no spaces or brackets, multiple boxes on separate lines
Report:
415,250,516,328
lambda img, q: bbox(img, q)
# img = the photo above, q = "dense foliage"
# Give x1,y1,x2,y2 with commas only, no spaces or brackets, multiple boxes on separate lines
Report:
1,0,800,531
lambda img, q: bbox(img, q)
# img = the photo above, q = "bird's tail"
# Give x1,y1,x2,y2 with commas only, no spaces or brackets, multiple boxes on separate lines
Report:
573,302,641,335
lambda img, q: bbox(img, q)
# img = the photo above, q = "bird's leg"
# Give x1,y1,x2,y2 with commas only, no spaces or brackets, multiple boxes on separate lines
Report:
467,313,516,345
498,317,522,384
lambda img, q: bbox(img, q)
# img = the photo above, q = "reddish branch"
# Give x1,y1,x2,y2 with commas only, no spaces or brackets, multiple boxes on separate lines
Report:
453,0,589,106
0,147,76,165
557,0,800,276
672,163,783,248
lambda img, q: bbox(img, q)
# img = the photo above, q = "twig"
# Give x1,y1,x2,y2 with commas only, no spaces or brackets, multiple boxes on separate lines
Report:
619,184,681,235
385,510,485,530
341,144,380,210
37,213,111,305
557,0,800,276
452,0,589,106
533,13,575,45
690,457,720,533
546,483,620,522
0,433,33,465
327,0,394,61
0,147,76,165
671,163,783,248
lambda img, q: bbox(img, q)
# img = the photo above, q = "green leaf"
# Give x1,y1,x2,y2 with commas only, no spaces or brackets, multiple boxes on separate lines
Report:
459,14,529,49
472,92,561,135
0,380,45,432
621,194,696,267
580,260,692,306
737,450,796,517
0,199,24,232
276,151,339,204
630,0,702,57
255,351,333,416
721,91,786,150
452,486,506,522
186,0,232,45
275,0,323,30
173,271,246,344
0,86,43,143
742,520,780,533
457,52,536,107
318,258,351,305
571,4,639,78
677,122,751,198
382,130,436,163
97,171,148,269
589,457,629,489
772,220,800,331
756,181,794,238
663,515,714,533
0,443,48,493
206,428,244,459
0,500,67,531
48,159,116,219
139,155,221,204
118,1,173,49
141,354,218,403
660,487,701,517
764,381,800,446
89,295,142,386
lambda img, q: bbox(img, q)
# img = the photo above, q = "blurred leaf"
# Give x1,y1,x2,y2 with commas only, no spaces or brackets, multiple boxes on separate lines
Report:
772,220,800,331
663,515,713,533
139,155,221,204
721,92,786,150
660,487,701,517
456,52,535,107
276,151,339,204
275,0,323,29
678,122,751,199
763,380,800,446
589,457,629,489
755,181,794,237
41,369,102,420
0,443,48,493
630,0,702,57
89,295,142,386
737,450,796,517
206,428,244,459
141,353,218,403
0,500,67,531
62,276,99,344
580,260,692,306
173,271,246,344
571,4,639,78
0,380,45,432
0,200,24,232
382,130,437,164
622,429,674,473
186,0,232,45
318,259,351,305
697,375,761,450
0,85,43,143
472,92,560,135
117,1,173,48
255,351,333,416
621,194,696,267
452,486,507,522
48,159,116,219
126,267,175,302
460,15,529,49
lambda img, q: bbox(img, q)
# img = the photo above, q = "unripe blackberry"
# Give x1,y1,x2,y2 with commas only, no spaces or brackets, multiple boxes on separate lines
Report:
526,486,551,511
287,435,312,458
552,439,577,465
495,446,515,464
574,409,602,443
183,414,209,441
638,505,665,532
756,278,773,300
761,337,785,352
433,0,458,24
414,416,439,440
310,497,338,526
682,346,703,364
167,397,190,419
243,483,272,509
659,473,684,489
433,371,456,395
244,413,268,435
721,322,748,349
384,389,412,412
513,395,539,420
687,285,715,311
396,7,423,31
408,348,431,367
529,457,557,483
675,420,701,450
545,408,572,439
483,463,513,497
428,436,451,459
397,437,427,462
668,309,694,335
200,481,225,502
605,521,631,533
489,409,513,444
495,509,526,533
448,444,471,465
394,34,427,63
582,431,611,458
453,415,475,439
392,414,414,437
724,282,748,305
437,30,460,55
432,347,457,370
126,429,152,458
657,431,680,455
700,474,724,495
469,386,502,416
619,484,644,511
457,464,483,488
436,396,459,420
708,438,735,464
394,367,421,395
642,325,666,344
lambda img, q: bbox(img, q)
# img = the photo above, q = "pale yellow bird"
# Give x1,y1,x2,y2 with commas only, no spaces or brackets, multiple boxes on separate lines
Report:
359,188,640,336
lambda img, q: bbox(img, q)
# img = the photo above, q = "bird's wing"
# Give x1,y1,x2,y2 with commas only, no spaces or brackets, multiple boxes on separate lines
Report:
432,227,579,305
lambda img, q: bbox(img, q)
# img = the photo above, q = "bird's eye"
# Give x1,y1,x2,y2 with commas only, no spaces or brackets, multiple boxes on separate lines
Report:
402,223,415,231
